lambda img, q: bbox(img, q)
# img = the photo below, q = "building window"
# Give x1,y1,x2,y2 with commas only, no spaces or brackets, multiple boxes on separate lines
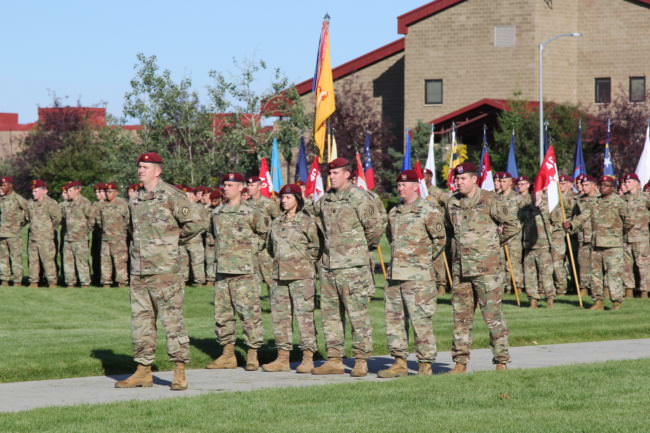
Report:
494,26,516,47
630,77,646,102
595,78,611,104
425,79,443,105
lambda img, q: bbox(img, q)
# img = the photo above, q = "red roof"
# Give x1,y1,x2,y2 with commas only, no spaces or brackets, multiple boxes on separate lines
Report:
430,98,509,125
397,0,466,35
0,113,36,131
296,38,405,95
429,98,539,133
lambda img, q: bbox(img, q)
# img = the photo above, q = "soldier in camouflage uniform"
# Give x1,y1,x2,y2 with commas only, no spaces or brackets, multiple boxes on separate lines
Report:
378,170,446,378
180,187,209,286
445,162,518,373
494,172,524,294
27,180,61,288
116,152,202,391
202,188,220,284
425,168,451,296
262,184,320,373
61,181,95,287
91,183,106,285
0,176,29,285
98,182,129,287
551,176,576,295
516,176,531,202
206,172,268,372
311,158,386,377
575,175,599,296
520,190,557,308
622,173,650,298
247,176,281,289
565,175,631,310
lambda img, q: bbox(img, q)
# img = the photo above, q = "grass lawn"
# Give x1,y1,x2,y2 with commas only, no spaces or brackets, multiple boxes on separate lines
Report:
1,358,649,432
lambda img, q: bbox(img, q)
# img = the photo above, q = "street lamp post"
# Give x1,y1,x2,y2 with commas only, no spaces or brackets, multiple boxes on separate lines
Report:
538,32,582,165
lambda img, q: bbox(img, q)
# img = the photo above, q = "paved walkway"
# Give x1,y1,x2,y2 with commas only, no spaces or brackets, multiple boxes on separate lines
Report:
2,338,650,413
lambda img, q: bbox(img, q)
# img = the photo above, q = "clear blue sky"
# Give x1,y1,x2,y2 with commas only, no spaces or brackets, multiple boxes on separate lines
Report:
1,0,425,123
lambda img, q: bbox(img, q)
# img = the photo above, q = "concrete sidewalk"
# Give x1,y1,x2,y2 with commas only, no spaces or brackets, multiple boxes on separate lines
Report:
2,338,649,413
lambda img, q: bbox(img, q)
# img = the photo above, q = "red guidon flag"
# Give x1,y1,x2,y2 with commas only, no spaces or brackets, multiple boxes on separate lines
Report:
414,160,428,198
258,157,273,198
305,156,325,201
534,145,559,211
355,153,367,190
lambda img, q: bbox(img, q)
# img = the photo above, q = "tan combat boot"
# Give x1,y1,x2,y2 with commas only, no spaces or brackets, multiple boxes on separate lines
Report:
261,349,291,372
28,282,38,288
114,364,153,388
350,359,368,377
205,343,237,369
47,282,55,288
447,363,467,374
604,288,611,299
437,285,446,296
245,348,259,371
546,298,554,309
102,283,112,288
418,362,432,376
311,357,344,375
641,292,649,299
625,289,634,299
377,357,408,378
495,364,507,371
170,362,188,391
589,300,604,310
612,301,622,311
295,350,314,374
529,298,538,309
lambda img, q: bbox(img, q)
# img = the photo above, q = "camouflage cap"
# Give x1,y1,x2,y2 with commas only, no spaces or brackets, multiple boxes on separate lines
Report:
280,184,302,195
137,152,163,164
396,169,419,183
454,162,477,176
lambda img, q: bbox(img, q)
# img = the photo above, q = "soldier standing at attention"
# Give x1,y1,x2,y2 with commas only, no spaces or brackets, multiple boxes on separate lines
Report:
0,176,29,286
99,183,129,287
201,187,218,286
116,152,201,391
621,173,650,298
445,162,519,373
27,180,61,288
262,184,320,373
552,175,576,295
182,187,209,286
61,181,95,287
564,175,631,310
91,183,106,285
127,183,140,202
575,175,599,297
247,176,281,290
206,173,268,371
516,176,531,201
378,170,446,378
311,158,386,377
494,172,524,295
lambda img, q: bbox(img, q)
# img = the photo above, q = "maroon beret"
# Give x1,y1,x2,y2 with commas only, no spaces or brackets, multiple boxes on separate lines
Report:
209,189,222,200
127,183,142,192
516,175,530,183
454,162,477,176
559,175,572,182
495,172,512,180
576,174,586,182
195,185,208,194
328,158,350,170
105,182,119,190
583,175,597,183
222,172,245,183
396,169,419,183
623,173,640,182
94,182,106,191
599,175,616,184
241,187,249,194
645,182,650,192
31,179,47,189
280,184,302,195
0,176,13,184
247,176,261,183
424,168,433,176
295,180,305,187
68,181,82,188
137,152,163,164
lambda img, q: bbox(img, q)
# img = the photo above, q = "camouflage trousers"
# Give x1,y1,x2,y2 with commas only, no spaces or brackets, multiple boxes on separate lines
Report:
214,273,264,349
623,241,650,293
523,248,555,300
270,279,317,352
578,242,593,290
550,232,568,294
257,249,273,288
591,246,625,303
204,243,216,283
502,240,523,293
28,239,57,285
0,236,23,283
129,272,190,365
181,238,205,284
433,253,448,292
385,280,437,362
100,238,128,286
451,272,510,365
62,240,90,286
320,266,374,359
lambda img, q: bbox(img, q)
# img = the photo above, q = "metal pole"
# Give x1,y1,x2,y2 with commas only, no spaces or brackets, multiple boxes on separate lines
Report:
539,43,544,166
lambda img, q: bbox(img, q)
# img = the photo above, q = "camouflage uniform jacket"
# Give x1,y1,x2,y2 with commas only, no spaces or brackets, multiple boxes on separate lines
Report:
92,201,105,227
302,198,315,216
28,195,61,241
192,201,210,235
204,204,216,247
427,184,449,208
387,197,446,281
211,202,268,275
250,195,281,221
575,194,598,244
553,191,577,234
267,210,320,280
129,180,203,276
315,184,386,270
624,191,650,242
495,189,524,246
520,194,556,250
0,191,29,237
100,197,129,241
571,193,631,248
445,188,520,277
62,196,95,242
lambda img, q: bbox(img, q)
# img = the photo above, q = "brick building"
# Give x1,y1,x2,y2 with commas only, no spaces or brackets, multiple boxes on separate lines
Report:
297,0,650,145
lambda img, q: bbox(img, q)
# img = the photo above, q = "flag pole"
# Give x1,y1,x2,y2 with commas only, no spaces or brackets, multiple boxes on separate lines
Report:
504,245,521,306
441,251,453,290
558,182,583,308
377,246,388,281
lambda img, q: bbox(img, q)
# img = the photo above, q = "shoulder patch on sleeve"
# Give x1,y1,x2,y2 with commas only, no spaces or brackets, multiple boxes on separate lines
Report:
181,207,189,216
